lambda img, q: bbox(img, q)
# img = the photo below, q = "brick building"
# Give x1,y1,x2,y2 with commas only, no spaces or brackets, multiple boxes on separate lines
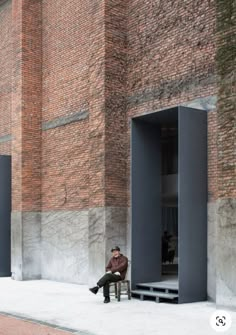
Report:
0,0,235,308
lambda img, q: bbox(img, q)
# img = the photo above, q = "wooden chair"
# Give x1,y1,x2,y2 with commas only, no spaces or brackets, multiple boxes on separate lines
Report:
110,279,131,302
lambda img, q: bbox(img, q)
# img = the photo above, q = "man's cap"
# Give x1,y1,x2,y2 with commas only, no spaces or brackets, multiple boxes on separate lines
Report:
111,246,120,252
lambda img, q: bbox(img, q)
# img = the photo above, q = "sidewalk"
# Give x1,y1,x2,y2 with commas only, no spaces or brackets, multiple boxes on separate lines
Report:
0,278,236,335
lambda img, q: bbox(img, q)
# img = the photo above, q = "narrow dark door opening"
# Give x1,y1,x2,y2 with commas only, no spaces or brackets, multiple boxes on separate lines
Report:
161,126,178,281
0,155,11,277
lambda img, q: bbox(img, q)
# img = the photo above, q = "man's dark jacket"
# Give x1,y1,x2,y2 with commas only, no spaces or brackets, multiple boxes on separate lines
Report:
106,254,128,280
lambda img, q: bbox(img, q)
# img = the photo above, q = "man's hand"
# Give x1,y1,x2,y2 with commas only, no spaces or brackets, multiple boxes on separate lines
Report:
114,271,121,276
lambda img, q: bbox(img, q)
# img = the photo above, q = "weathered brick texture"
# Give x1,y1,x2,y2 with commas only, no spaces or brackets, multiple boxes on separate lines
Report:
42,0,90,210
1,0,234,213
216,0,236,198
104,0,127,207
208,110,218,201
0,0,12,155
127,0,216,115
11,0,42,211
126,0,217,205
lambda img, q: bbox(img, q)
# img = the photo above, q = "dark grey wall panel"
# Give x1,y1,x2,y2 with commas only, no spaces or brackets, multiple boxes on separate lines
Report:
0,155,11,277
131,120,162,287
178,107,207,303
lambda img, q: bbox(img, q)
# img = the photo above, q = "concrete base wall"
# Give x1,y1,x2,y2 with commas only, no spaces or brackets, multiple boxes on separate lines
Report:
11,212,41,280
207,202,217,301
88,207,127,286
41,211,89,284
216,198,236,308
11,207,128,285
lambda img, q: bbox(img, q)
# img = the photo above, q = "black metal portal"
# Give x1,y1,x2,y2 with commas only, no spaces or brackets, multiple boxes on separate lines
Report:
0,155,11,277
178,107,207,303
131,106,207,303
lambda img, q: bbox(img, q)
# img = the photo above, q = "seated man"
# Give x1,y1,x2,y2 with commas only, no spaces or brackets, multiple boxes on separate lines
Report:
89,246,128,303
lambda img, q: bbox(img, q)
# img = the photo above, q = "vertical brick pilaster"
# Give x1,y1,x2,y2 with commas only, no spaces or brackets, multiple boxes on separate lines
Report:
12,0,42,211
88,0,106,282
88,0,106,209
11,0,42,280
216,0,236,199
104,0,127,207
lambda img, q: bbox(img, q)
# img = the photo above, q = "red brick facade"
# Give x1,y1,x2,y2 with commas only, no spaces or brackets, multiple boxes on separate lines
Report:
0,0,234,211
41,0,90,210
11,0,42,211
0,1,12,156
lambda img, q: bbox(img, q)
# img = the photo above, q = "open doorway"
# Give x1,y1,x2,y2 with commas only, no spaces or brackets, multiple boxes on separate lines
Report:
131,106,207,303
161,127,178,279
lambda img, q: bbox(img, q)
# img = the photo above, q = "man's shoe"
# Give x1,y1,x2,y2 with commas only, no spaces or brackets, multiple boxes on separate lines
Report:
104,297,110,303
89,286,99,294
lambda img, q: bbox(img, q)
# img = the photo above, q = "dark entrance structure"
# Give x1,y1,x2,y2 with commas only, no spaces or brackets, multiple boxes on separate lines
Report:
0,155,11,277
131,106,207,303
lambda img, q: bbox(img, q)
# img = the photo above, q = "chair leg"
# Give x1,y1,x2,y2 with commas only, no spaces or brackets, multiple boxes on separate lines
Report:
115,283,118,298
117,282,121,302
127,281,131,300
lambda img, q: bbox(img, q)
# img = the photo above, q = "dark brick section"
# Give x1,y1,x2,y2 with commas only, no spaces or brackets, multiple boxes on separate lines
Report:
42,110,89,131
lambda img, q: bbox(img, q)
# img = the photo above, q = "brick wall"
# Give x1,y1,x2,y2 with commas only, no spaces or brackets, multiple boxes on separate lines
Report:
208,110,218,201
127,0,216,115
11,0,42,211
126,0,217,205
41,0,90,210
104,0,127,207
0,0,12,155
2,0,220,212
216,0,236,199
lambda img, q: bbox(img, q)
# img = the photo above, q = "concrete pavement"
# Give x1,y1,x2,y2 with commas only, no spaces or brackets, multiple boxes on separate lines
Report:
0,278,236,335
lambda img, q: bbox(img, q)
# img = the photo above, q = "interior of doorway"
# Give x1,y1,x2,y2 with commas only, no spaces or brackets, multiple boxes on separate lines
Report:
161,126,178,281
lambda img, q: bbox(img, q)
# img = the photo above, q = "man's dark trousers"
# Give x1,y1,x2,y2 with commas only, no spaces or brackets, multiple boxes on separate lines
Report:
97,273,121,297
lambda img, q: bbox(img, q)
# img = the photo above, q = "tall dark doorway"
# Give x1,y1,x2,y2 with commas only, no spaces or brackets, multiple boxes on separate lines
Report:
131,106,207,303
0,155,11,277
161,127,178,279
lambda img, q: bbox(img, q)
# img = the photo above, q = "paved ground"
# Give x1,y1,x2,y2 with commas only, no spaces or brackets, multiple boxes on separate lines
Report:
0,278,236,335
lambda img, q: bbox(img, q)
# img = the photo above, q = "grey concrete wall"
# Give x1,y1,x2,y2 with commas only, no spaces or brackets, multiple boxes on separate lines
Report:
88,207,128,286
12,207,128,285
88,208,106,286
207,202,217,301
11,212,41,280
41,211,89,284
216,199,236,308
